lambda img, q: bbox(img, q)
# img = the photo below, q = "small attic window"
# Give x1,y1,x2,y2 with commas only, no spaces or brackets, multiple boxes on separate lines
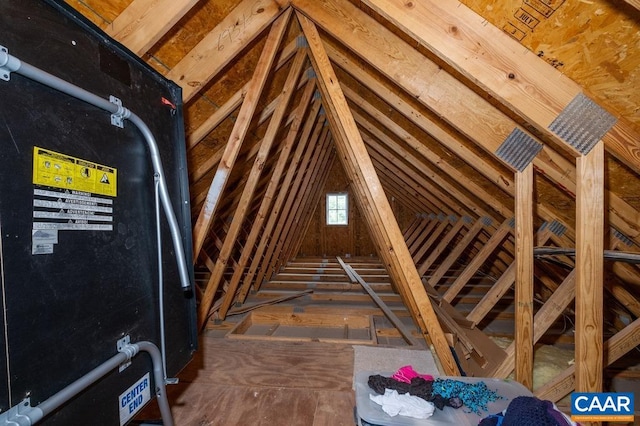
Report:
326,193,348,225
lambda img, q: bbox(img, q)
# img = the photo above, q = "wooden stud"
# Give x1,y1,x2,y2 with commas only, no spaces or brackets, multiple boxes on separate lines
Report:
493,269,576,379
535,317,640,403
514,163,534,390
575,142,605,393
467,225,553,325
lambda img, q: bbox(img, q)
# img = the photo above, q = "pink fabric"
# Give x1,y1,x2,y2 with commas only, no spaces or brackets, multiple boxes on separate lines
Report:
392,365,434,383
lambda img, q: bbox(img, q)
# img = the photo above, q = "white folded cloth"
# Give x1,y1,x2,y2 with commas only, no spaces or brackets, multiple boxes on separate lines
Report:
369,389,436,419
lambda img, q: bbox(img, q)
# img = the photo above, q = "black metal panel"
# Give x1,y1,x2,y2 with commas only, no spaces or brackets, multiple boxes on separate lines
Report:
0,1,196,424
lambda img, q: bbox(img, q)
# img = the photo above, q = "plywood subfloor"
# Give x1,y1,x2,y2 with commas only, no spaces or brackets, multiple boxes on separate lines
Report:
135,334,357,426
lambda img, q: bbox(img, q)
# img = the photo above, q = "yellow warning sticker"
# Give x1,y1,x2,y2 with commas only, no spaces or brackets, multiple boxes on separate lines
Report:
33,147,117,197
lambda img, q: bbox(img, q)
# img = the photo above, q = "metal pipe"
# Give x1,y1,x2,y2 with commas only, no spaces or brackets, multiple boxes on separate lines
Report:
2,49,191,291
534,246,640,264
8,341,173,426
155,174,169,382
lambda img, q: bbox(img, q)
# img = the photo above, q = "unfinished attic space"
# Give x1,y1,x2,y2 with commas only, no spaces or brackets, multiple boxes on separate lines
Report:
2,0,640,424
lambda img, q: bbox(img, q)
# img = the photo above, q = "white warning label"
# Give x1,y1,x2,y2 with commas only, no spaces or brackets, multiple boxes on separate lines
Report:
119,373,151,426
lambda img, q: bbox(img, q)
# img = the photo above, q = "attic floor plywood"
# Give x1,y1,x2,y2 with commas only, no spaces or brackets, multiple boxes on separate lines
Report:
135,335,357,426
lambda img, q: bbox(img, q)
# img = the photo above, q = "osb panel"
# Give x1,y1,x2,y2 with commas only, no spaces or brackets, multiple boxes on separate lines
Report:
65,0,131,25
607,154,640,210
147,0,243,70
460,0,640,133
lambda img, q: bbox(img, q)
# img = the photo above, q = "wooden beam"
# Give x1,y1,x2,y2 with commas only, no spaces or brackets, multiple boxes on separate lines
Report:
297,0,640,247
408,218,438,254
345,83,512,219
418,219,466,276
299,13,459,375
575,143,605,393
192,10,291,262
166,0,287,102
189,66,311,185
279,137,335,271
217,79,317,319
427,219,485,288
362,0,640,173
493,269,576,379
337,257,420,346
364,136,472,218
514,163,534,390
105,0,199,55
412,219,450,265
257,127,332,287
194,12,293,327
623,0,640,11
467,225,553,325
237,113,326,300
187,39,299,150
442,219,512,302
535,316,640,403
198,45,305,328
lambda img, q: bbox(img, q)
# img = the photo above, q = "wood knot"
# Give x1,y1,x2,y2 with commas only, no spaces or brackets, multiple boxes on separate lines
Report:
508,73,516,79
450,25,458,34
405,1,414,8
256,7,264,13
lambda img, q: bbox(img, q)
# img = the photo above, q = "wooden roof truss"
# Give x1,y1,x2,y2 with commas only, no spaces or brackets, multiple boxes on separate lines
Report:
95,0,640,401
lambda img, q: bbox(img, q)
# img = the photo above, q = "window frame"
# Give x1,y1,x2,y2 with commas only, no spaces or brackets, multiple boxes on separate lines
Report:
326,192,349,226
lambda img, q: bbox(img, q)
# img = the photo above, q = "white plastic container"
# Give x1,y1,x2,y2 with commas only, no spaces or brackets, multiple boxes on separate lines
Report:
354,371,533,425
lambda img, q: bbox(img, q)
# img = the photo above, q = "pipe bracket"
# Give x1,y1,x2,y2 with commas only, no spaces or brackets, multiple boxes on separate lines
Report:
0,398,38,426
0,46,21,81
109,95,130,128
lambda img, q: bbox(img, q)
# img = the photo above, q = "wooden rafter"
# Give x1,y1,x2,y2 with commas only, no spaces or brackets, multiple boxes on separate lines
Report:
363,0,640,174
194,10,292,327
217,78,317,319
238,114,327,299
294,0,640,248
198,43,306,328
427,220,486,288
166,0,287,102
270,131,334,275
186,39,299,151
256,126,332,287
298,11,460,375
466,225,554,325
106,0,199,55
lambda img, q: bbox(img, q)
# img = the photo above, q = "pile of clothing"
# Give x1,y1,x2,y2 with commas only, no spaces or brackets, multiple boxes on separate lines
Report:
367,366,501,420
